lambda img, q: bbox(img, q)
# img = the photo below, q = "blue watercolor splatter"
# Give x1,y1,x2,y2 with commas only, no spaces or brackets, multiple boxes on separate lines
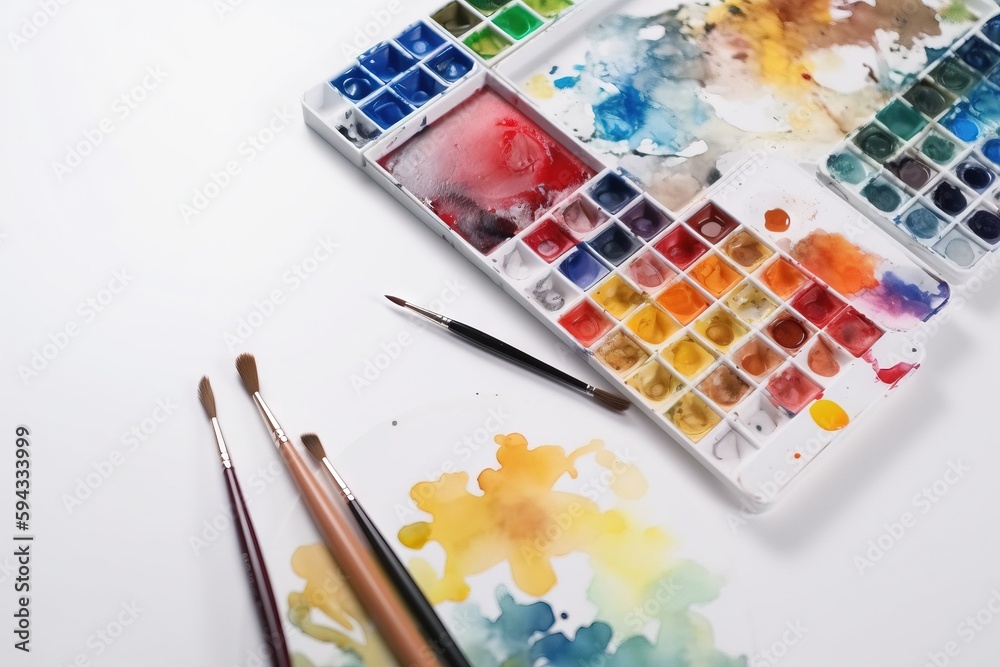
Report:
531,623,614,666
556,12,711,156
452,571,746,667
874,271,950,322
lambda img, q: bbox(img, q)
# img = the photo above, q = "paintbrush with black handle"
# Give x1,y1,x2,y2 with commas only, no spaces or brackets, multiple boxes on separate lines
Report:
385,295,630,412
301,434,471,667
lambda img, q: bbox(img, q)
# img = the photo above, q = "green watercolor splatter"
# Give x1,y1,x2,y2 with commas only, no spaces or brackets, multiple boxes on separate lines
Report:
941,1,976,23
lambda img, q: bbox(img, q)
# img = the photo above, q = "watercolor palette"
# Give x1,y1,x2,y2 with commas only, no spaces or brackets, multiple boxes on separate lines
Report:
303,1,996,504
822,15,1000,280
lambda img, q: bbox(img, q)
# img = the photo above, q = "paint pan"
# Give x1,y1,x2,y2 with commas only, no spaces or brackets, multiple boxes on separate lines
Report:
377,82,598,255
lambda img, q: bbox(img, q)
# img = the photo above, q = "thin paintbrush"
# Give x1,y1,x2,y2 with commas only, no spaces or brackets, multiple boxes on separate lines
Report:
234,354,440,667
301,434,471,667
198,377,291,667
385,295,631,412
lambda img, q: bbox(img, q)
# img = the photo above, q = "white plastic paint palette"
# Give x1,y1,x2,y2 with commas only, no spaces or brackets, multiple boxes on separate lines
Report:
821,15,1000,281
301,2,984,505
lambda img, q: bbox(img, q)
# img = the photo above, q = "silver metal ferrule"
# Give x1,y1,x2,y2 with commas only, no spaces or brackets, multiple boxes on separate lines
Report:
404,302,452,328
211,417,232,469
321,457,355,501
252,392,290,449
584,385,597,395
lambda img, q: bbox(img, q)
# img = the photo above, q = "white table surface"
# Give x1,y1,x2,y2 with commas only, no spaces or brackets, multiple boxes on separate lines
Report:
3,1,1000,665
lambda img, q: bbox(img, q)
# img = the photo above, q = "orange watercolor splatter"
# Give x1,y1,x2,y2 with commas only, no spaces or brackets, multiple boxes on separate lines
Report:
764,208,791,232
790,230,880,295
398,434,647,603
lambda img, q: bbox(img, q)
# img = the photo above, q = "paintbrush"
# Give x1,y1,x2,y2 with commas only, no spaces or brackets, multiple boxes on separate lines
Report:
301,434,471,667
234,354,441,667
385,295,631,412
198,377,292,667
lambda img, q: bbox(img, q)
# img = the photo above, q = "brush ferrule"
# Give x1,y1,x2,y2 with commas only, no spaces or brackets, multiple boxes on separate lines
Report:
252,392,290,448
584,385,597,395
211,417,232,469
321,457,355,501
404,302,451,328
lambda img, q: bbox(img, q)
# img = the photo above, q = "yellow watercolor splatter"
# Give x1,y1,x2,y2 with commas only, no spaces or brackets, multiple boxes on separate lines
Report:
524,73,555,99
707,0,829,88
595,449,647,499
809,399,850,431
287,544,394,665
399,433,646,603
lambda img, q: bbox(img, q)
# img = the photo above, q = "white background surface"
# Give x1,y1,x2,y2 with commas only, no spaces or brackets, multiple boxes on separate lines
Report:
2,0,1000,665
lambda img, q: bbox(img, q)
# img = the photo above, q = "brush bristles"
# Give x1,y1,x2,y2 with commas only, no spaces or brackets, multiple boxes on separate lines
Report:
300,433,326,462
384,295,407,307
591,388,632,412
198,376,217,419
235,353,260,394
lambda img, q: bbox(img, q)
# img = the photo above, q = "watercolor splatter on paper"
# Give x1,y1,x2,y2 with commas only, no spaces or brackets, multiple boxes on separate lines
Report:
279,432,746,667
517,0,980,211
379,88,596,254
397,433,746,667
286,544,394,667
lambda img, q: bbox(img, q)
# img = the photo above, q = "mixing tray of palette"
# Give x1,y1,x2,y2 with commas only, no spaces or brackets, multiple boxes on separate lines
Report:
822,14,1000,280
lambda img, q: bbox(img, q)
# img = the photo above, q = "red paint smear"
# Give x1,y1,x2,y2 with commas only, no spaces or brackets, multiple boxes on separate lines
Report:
877,362,917,385
864,351,918,385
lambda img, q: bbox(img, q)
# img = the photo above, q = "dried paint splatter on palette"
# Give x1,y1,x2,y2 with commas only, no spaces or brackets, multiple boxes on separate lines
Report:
284,434,745,666
787,230,950,329
524,0,979,211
